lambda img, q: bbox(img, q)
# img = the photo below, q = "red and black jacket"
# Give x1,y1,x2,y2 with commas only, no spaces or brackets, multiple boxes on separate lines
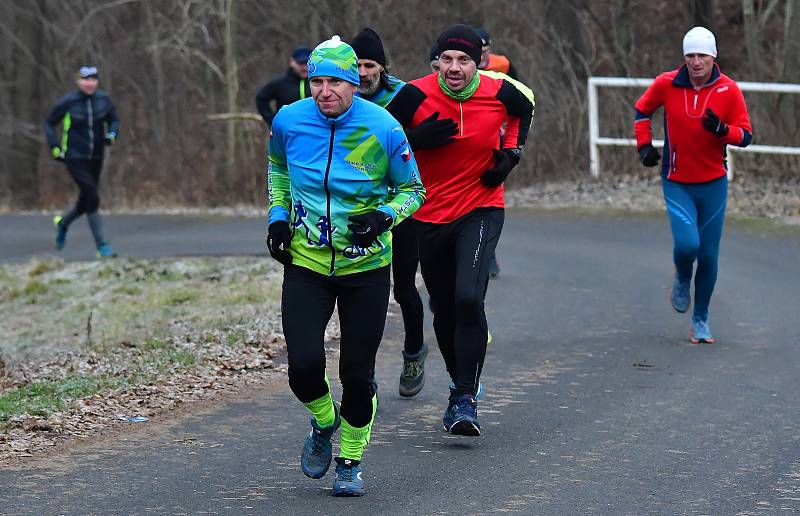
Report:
634,64,752,183
387,73,533,224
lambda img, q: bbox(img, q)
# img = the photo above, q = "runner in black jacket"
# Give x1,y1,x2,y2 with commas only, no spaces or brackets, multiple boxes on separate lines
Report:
255,46,311,125
44,66,119,258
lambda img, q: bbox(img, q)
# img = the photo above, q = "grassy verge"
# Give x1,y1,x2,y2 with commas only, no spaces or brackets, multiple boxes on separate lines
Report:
0,255,284,426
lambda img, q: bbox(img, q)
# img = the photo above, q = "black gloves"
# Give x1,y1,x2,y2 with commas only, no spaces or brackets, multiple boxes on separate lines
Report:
406,111,458,150
702,108,729,137
267,221,292,265
480,149,518,187
347,211,392,248
638,143,661,167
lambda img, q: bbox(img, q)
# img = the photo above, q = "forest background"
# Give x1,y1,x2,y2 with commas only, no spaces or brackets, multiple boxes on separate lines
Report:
1,0,798,210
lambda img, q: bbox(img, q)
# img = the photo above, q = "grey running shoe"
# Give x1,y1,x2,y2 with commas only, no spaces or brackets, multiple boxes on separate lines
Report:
399,343,428,398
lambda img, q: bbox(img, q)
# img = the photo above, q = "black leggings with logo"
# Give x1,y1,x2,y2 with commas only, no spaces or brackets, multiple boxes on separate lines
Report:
417,207,504,398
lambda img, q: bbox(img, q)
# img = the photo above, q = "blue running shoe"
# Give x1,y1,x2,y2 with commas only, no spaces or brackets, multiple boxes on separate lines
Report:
53,215,67,250
96,243,116,258
442,387,457,431
448,382,484,400
671,274,691,313
332,457,365,497
690,317,714,344
445,394,481,436
301,401,340,479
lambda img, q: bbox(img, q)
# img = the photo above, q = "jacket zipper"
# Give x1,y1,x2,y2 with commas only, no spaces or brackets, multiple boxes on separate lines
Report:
87,97,94,157
459,102,464,136
323,123,336,275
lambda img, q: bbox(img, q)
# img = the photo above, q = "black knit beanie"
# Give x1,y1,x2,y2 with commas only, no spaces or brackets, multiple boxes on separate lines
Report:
350,27,386,65
435,24,482,64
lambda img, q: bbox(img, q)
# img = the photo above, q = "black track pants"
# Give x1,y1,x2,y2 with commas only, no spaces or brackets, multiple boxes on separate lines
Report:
417,208,504,397
63,159,103,225
391,217,424,355
282,264,390,428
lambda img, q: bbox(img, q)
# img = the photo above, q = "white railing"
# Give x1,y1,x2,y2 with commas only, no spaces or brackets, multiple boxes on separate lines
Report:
588,76,800,179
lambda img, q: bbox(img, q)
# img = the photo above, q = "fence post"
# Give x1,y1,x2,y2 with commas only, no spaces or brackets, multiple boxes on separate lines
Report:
588,78,600,178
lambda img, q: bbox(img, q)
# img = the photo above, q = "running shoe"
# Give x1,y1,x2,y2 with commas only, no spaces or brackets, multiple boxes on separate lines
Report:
670,274,691,313
444,393,481,436
96,243,116,258
332,457,365,497
53,215,66,250
301,401,340,479
690,317,715,344
399,343,428,398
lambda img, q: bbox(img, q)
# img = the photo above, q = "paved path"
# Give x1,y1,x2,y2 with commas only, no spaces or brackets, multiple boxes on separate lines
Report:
1,210,799,514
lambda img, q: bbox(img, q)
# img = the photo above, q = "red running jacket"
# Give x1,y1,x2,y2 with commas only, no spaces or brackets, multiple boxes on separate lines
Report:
387,73,533,223
634,64,753,183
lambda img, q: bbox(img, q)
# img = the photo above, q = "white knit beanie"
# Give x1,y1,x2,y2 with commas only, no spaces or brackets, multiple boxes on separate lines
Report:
683,27,717,57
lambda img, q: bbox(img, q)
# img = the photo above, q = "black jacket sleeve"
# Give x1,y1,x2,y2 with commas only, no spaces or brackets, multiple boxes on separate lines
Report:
385,84,426,129
495,80,534,148
255,81,277,124
44,94,71,149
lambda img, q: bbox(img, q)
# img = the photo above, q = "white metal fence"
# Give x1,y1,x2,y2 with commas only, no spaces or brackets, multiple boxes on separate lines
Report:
587,77,800,179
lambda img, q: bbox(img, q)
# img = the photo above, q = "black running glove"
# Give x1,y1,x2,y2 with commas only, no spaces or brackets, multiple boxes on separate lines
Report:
347,211,393,248
702,108,729,137
480,149,517,187
406,111,458,150
638,143,661,167
266,221,292,265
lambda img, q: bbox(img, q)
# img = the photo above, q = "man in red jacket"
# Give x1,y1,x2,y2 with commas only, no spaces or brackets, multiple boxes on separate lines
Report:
388,24,533,436
634,26,752,344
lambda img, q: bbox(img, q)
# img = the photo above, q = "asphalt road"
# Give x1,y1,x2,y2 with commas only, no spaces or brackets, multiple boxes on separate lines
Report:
1,210,799,514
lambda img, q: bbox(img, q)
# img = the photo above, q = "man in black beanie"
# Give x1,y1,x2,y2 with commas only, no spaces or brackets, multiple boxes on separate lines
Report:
387,24,534,437
350,27,399,107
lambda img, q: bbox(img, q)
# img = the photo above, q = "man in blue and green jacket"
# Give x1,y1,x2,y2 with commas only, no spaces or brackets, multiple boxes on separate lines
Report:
266,35,424,497
44,66,119,257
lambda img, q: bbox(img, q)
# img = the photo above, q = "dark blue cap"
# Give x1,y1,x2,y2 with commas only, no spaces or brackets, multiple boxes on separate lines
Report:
291,46,312,64
473,27,491,46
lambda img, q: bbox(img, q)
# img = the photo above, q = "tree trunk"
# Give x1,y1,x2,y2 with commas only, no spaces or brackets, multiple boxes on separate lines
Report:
4,2,46,208
222,0,239,196
742,0,763,80
690,0,714,29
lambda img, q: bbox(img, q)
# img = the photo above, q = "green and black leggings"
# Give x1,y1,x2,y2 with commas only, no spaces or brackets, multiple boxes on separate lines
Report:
282,264,389,460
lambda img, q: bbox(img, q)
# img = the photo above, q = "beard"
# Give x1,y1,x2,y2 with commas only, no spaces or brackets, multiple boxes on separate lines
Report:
358,76,381,95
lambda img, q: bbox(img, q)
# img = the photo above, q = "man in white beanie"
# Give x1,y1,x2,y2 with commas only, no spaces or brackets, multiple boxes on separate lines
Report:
633,26,752,344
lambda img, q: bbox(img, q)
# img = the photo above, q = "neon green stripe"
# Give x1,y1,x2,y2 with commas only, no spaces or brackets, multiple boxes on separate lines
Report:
300,81,306,99
60,113,71,153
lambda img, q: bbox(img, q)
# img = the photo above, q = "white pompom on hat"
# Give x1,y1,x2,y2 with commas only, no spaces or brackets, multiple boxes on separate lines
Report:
683,26,717,57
